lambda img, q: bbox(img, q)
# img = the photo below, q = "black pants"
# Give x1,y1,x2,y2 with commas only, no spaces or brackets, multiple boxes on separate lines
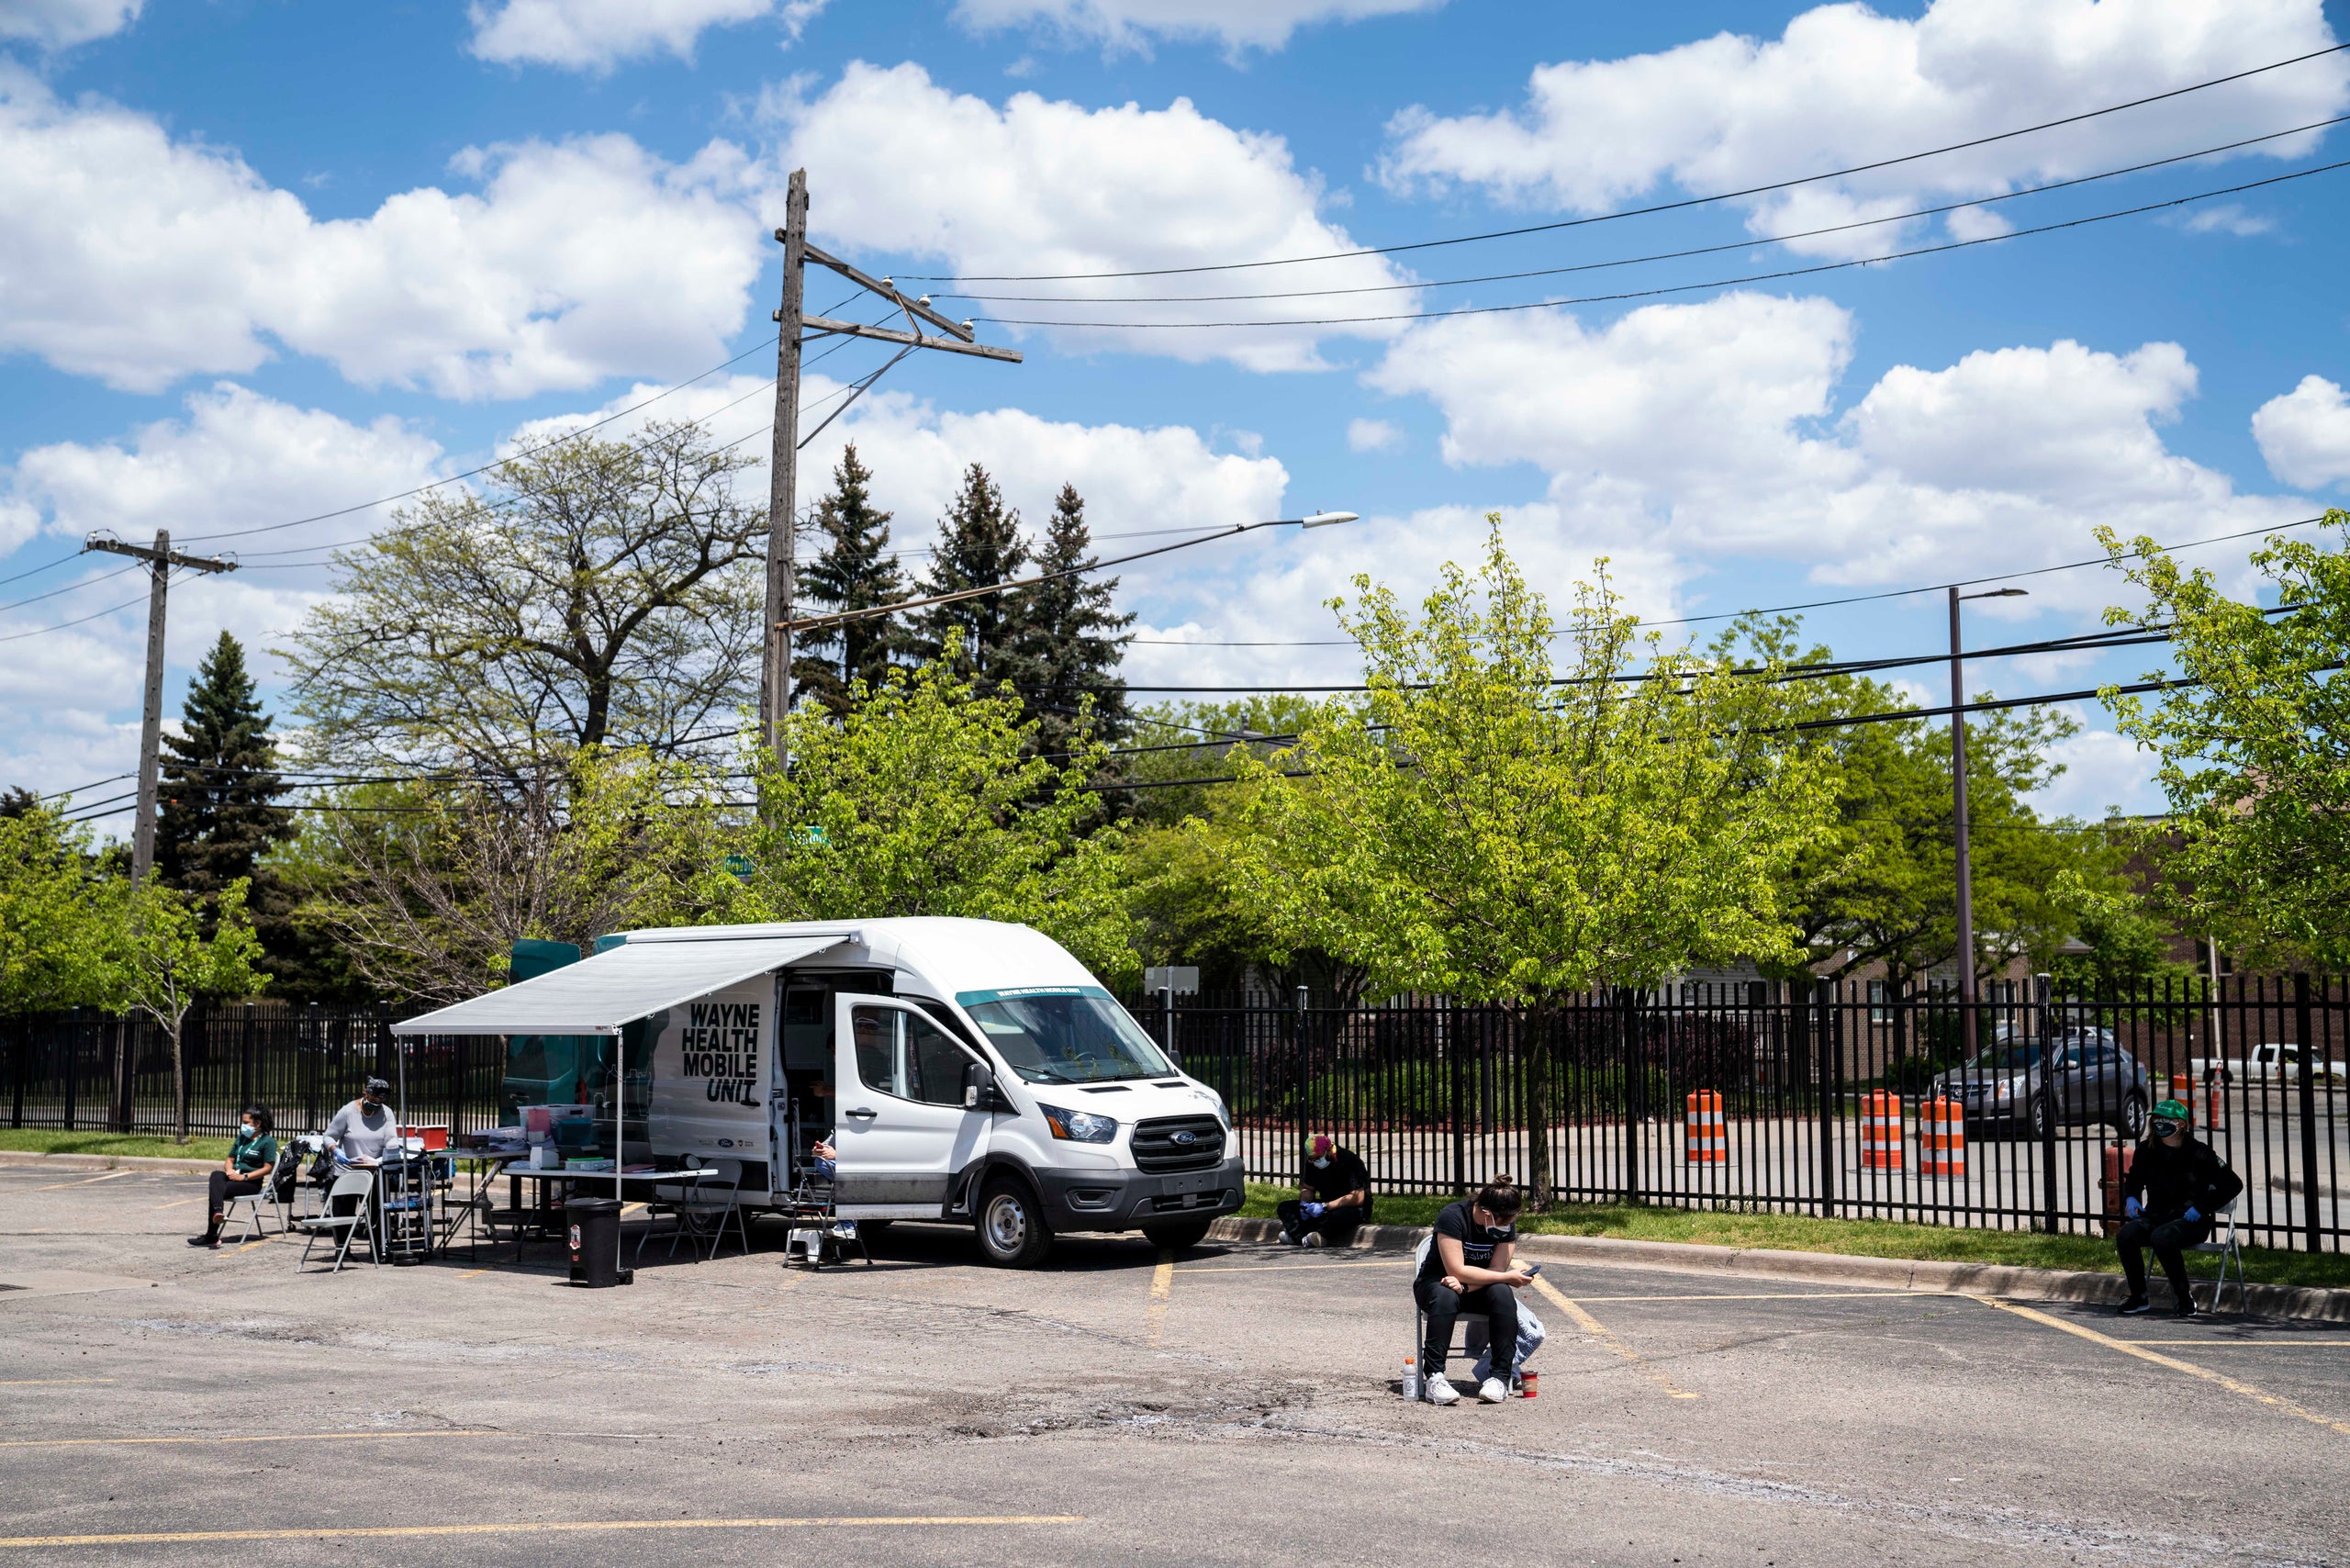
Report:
2118,1214,2211,1303
1416,1278,1519,1380
206,1170,263,1231
1277,1198,1364,1246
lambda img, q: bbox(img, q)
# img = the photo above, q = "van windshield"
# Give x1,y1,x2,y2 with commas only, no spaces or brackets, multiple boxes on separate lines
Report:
964,993,1174,1084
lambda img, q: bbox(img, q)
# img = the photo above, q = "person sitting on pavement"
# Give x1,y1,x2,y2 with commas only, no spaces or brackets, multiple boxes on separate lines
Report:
1277,1133,1372,1249
188,1103,278,1249
1413,1176,1536,1406
324,1079,398,1166
2117,1097,2244,1318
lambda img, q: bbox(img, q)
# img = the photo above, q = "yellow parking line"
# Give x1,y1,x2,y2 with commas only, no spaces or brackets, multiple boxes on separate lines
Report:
1972,1297,2350,1437
1146,1249,1174,1345
35,1172,133,1192
0,1428,498,1450
0,1515,1085,1549
1535,1276,1699,1400
150,1198,204,1211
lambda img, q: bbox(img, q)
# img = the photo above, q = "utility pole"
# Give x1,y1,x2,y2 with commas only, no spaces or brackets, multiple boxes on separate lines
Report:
86,531,237,883
757,167,1022,775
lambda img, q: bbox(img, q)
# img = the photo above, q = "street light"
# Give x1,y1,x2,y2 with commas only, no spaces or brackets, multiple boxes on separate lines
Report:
1951,585,2028,1013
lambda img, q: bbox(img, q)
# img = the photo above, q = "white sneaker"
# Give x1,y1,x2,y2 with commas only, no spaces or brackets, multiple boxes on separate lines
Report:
1477,1376,1508,1404
1422,1372,1460,1406
1302,1232,1326,1249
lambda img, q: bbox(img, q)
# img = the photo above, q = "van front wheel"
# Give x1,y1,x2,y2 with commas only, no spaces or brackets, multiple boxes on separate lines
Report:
977,1178,1053,1269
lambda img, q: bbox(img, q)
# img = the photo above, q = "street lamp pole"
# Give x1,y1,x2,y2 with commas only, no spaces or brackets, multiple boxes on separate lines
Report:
1949,585,2027,1011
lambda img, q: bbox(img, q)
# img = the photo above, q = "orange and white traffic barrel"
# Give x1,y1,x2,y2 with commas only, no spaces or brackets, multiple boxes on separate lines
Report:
1919,1096,1965,1177
2170,1072,2193,1109
2203,1069,2226,1130
1684,1091,1725,1165
1862,1091,1904,1170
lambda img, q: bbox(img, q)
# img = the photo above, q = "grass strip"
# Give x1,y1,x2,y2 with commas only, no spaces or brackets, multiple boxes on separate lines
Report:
1,1130,233,1161
1240,1182,2350,1292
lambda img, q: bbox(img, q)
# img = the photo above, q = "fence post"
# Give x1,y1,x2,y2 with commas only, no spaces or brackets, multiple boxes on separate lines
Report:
8,1015,22,1130
1449,998,1466,1198
63,1007,80,1131
1814,980,1838,1219
1618,987,1639,1205
2037,972,2059,1235
1292,984,1308,1155
2296,973,2322,1254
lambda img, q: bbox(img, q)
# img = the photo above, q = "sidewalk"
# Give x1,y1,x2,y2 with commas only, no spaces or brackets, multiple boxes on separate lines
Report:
0,1149,217,1174
1207,1215,2350,1325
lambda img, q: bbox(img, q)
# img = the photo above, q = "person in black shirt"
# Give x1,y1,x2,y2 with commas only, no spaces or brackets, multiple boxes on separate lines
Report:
1277,1133,1372,1249
2117,1097,2244,1317
1413,1177,1534,1405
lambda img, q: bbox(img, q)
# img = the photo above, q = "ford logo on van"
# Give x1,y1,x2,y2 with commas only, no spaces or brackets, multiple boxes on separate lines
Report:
1171,1130,1197,1146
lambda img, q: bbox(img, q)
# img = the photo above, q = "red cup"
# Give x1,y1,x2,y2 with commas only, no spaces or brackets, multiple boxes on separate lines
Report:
1519,1371,1539,1399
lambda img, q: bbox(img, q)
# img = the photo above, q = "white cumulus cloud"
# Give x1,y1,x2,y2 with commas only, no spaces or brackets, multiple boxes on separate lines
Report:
760,62,1416,371
1370,292,2306,615
0,0,140,48
468,0,829,72
950,0,1443,53
1346,418,1402,453
0,71,767,398
1381,0,2348,259
2253,375,2350,488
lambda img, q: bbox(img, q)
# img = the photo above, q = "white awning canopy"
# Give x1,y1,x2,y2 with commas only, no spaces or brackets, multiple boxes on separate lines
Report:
389,934,847,1036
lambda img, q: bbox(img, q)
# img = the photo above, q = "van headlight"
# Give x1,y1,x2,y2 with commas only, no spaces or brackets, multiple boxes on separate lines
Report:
1038,1103,1118,1144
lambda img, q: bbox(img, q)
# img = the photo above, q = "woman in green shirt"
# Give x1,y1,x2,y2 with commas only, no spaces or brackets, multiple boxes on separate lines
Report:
191,1104,279,1248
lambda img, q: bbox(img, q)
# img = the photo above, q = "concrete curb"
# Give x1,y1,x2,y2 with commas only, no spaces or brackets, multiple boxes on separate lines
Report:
0,1150,218,1175
1205,1215,2350,1325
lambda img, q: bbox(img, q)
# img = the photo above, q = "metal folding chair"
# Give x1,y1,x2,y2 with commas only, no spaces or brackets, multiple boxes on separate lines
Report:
1408,1235,1490,1391
219,1174,288,1241
2188,1193,2246,1313
293,1170,378,1272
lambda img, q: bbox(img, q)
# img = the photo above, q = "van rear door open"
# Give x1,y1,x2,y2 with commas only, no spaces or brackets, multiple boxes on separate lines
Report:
832,996,991,1215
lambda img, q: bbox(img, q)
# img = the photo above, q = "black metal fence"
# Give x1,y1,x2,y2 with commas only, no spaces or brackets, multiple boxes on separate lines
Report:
1134,975,2348,1254
0,1002,508,1143
7,977,2344,1252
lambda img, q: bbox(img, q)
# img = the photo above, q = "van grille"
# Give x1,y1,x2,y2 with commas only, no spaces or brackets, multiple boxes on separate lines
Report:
1132,1114,1224,1173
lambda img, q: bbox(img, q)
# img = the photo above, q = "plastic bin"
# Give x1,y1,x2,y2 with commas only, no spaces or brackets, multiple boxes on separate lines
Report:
566,1196,632,1287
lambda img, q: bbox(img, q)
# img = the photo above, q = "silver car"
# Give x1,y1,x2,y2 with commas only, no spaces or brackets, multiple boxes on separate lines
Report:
1929,1025,2154,1139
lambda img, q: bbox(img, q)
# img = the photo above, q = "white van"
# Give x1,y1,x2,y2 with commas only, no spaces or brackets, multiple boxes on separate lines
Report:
392,917,1244,1266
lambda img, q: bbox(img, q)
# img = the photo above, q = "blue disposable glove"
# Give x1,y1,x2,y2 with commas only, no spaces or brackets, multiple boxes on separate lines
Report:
2184,1206,2201,1223
2123,1197,2142,1219
1302,1201,1325,1219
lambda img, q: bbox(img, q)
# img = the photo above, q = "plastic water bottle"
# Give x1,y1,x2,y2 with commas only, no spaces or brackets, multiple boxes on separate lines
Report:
1402,1355,1421,1402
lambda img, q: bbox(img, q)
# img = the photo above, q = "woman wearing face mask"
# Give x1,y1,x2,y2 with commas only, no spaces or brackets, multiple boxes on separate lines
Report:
189,1104,278,1249
1413,1177,1534,1405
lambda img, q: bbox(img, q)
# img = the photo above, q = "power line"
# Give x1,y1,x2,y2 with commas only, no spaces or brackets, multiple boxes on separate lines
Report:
906,42,2350,283
1131,512,2336,647
0,586,165,644
941,115,2350,306
971,158,2350,330
0,562,138,615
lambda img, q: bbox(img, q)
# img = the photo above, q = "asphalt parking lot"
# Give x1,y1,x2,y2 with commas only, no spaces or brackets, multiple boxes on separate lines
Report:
2,1164,2345,1566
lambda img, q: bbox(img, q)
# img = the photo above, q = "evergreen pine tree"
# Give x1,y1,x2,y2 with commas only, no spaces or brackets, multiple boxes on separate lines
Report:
897,463,1030,696
156,633,308,981
793,445,908,711
1014,483,1136,755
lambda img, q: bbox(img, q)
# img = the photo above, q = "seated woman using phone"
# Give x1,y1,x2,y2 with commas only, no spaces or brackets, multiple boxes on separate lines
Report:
1412,1176,1537,1406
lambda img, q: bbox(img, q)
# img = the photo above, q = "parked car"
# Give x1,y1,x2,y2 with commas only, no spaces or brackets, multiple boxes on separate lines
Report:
1929,1025,2154,1138
2190,1043,2349,1086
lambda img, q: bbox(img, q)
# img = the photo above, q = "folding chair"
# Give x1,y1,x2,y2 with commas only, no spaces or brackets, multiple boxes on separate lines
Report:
634,1158,747,1263
219,1168,289,1242
2188,1193,2245,1314
293,1170,378,1272
779,1160,871,1271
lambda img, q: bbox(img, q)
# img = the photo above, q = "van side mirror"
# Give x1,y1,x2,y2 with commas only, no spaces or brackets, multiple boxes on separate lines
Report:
963,1062,1006,1112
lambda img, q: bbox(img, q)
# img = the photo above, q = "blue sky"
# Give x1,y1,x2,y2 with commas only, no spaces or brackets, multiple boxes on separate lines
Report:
4,0,2349,826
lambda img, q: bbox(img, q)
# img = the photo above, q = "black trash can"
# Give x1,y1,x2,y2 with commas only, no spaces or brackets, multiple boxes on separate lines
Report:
566,1196,632,1287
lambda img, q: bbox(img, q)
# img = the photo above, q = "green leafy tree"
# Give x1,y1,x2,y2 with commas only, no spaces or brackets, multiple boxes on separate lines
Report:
280,420,766,777
794,444,907,712
1222,523,1835,1204
2096,509,2350,966
291,748,745,1005
0,803,118,1014
895,464,1030,694
734,646,1136,985
1013,483,1136,755
96,879,269,1142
